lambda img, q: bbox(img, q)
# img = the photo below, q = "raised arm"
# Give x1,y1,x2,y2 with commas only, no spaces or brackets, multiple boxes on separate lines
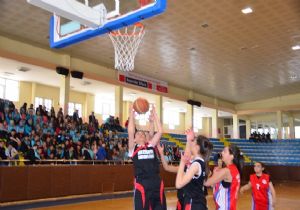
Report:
157,143,178,173
176,154,199,189
184,129,194,159
148,107,162,146
204,167,231,187
128,105,136,152
240,181,252,194
148,109,155,139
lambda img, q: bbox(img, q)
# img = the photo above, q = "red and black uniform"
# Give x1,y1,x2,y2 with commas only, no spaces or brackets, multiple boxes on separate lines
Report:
176,188,184,210
131,143,166,210
250,173,273,210
182,157,207,210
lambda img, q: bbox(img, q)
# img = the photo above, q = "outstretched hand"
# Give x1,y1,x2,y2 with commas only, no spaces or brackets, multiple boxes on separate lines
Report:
180,151,191,165
149,109,154,122
185,128,195,142
157,143,164,154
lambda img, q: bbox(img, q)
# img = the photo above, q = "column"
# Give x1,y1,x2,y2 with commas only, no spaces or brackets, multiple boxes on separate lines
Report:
155,95,163,123
276,110,282,140
115,86,123,125
246,119,251,139
59,74,70,116
31,82,36,105
289,114,295,139
185,104,193,130
232,114,239,139
211,109,218,138
207,117,212,138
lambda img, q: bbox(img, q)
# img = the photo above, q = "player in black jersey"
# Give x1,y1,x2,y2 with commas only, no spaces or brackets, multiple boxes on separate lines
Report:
175,130,213,210
157,143,185,210
128,106,166,210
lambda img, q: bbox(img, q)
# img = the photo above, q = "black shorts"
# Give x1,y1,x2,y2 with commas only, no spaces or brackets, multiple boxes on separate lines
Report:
176,189,184,210
183,197,207,210
134,177,166,210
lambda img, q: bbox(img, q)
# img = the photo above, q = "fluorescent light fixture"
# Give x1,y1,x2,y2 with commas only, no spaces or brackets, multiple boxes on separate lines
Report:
129,92,136,96
241,7,253,14
292,45,300,50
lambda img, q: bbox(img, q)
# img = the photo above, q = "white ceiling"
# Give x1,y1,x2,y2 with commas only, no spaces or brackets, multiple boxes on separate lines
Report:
1,0,300,103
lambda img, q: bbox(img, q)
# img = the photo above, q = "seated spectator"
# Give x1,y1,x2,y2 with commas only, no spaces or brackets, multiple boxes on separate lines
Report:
0,140,7,165
5,142,19,161
96,142,107,160
82,145,92,160
65,146,76,160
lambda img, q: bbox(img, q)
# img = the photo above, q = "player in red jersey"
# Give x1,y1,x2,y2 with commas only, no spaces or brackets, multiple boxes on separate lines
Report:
204,144,244,210
240,162,276,210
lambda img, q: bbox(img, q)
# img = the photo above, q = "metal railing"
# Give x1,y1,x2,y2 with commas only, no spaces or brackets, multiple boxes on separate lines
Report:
0,159,181,166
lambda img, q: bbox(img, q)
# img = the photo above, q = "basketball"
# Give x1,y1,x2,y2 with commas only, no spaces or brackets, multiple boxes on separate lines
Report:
133,97,149,114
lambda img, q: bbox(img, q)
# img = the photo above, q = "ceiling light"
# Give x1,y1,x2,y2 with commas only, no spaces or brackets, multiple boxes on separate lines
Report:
82,81,91,86
292,45,300,50
17,66,30,72
164,101,171,104
129,93,136,96
4,72,15,76
289,74,298,80
201,23,209,28
241,7,253,14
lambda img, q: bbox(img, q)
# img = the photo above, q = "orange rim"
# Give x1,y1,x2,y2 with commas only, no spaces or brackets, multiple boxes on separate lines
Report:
109,22,145,36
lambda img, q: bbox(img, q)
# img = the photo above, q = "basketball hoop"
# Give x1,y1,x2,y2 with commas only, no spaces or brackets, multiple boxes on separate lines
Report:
109,22,145,71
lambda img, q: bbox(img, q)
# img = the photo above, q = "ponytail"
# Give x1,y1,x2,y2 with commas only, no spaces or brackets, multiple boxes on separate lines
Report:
229,144,244,177
196,135,213,180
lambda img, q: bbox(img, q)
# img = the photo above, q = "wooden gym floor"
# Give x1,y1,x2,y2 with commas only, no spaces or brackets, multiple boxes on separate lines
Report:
32,182,300,210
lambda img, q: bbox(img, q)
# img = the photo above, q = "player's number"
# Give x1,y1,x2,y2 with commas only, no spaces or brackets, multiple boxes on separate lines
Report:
256,184,260,190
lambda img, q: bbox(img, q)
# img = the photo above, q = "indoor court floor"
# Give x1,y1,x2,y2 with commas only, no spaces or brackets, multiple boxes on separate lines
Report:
31,182,300,210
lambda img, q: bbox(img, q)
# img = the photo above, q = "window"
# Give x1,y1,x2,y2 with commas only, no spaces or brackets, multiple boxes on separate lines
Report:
163,109,179,129
68,102,82,117
295,126,300,138
0,77,19,101
193,112,203,132
95,95,115,121
35,97,52,112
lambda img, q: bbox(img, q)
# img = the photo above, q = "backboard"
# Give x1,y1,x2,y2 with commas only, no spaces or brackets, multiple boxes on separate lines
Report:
27,0,166,48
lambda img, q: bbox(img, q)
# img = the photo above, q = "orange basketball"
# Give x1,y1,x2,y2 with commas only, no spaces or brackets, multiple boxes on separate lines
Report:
133,97,149,114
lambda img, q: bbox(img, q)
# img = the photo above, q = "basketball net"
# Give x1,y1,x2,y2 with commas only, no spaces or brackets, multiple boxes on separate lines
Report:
109,22,145,71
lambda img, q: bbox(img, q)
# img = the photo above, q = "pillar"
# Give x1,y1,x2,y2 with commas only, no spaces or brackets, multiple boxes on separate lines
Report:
115,86,123,125
31,82,36,105
289,114,295,139
276,110,282,140
211,109,218,138
185,104,193,130
59,74,70,116
232,114,239,139
155,95,163,123
246,119,251,139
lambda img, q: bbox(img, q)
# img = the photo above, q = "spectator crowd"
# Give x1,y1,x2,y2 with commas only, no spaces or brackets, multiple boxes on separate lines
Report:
249,131,272,143
0,99,130,165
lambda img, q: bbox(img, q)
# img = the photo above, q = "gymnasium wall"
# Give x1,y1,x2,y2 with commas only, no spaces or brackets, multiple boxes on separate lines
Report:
0,165,176,203
0,165,299,203
14,81,92,120
235,92,300,114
